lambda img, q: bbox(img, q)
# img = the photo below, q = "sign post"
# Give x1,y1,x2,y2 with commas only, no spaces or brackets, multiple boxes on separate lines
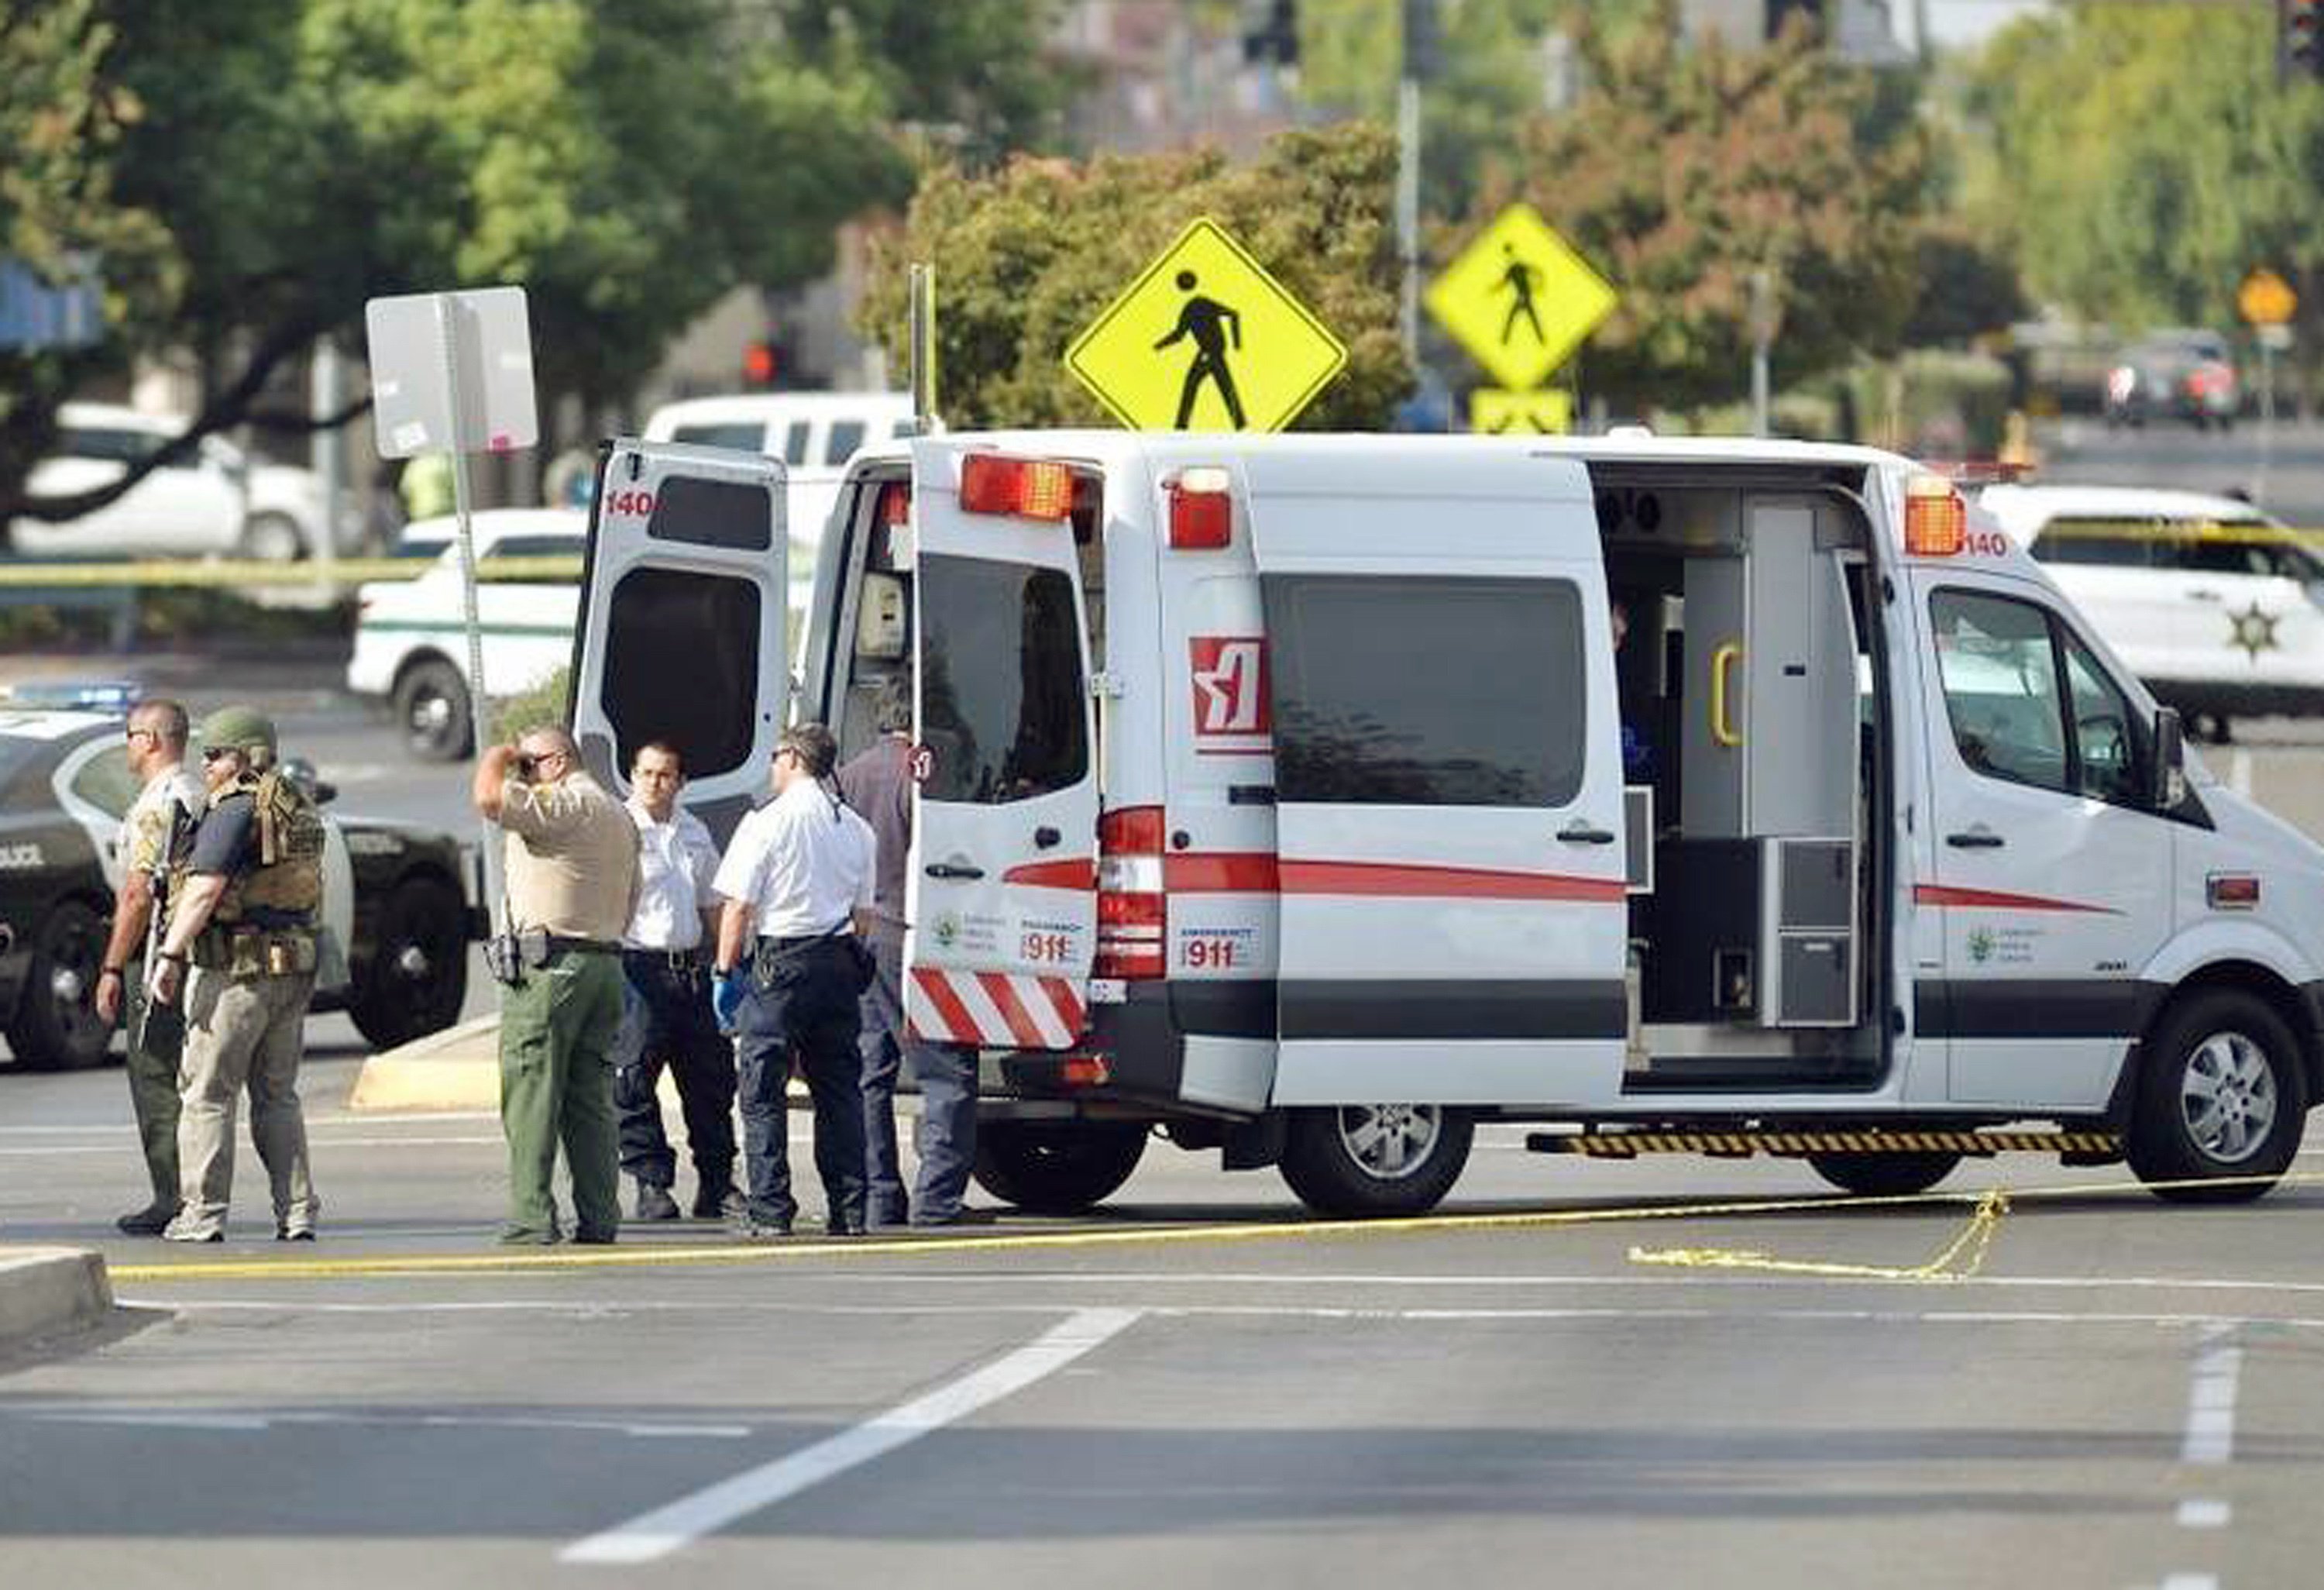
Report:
364,285,538,923
2239,268,2298,505
1065,217,1347,433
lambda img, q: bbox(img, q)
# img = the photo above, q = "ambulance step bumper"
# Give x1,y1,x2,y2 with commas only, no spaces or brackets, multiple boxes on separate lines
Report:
1525,1129,2123,1159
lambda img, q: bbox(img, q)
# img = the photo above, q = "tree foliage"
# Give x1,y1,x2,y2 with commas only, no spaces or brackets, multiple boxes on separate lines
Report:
0,0,1070,533
1466,2,1927,411
1965,7,2324,374
858,121,1408,429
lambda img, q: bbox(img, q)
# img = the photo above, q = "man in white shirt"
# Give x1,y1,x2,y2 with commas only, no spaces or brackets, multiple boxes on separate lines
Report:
614,741,737,1222
91,698,207,1235
710,723,876,1237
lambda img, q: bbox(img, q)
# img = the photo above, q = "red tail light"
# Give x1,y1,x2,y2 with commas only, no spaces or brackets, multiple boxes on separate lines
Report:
960,453,1073,521
1168,466,1234,549
1095,804,1167,979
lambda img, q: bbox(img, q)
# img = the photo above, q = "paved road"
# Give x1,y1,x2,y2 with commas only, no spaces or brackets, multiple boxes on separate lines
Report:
4,1063,2323,1588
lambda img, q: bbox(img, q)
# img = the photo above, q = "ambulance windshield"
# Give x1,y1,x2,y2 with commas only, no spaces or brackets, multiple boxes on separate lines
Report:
917,552,1088,804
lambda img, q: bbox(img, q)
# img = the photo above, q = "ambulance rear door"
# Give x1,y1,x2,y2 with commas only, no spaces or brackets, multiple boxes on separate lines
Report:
572,439,788,845
1248,447,1629,1106
902,443,1099,1051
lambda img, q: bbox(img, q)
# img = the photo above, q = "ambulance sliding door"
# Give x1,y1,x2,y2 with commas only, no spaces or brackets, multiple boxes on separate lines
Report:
1247,448,1629,1106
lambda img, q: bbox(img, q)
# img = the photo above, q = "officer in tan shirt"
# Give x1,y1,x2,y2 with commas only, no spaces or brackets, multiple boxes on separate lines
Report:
473,725,641,1245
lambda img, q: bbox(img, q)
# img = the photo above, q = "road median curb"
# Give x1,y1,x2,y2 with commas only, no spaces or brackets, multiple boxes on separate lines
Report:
348,1014,502,1112
0,1248,113,1354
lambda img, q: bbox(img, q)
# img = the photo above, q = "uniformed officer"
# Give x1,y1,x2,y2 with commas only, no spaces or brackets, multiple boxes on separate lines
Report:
92,697,205,1235
711,723,876,1238
614,740,738,1221
837,676,982,1228
147,706,326,1244
475,725,641,1245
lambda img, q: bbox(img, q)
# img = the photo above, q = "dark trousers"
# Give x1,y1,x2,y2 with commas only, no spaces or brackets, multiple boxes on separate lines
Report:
614,952,737,1193
734,938,866,1230
861,931,978,1224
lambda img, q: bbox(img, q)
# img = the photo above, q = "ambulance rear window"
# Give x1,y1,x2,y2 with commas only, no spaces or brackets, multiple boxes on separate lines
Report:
917,553,1088,804
1265,574,1586,807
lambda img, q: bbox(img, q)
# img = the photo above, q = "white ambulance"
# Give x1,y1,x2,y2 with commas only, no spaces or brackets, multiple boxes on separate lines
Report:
569,432,2324,1218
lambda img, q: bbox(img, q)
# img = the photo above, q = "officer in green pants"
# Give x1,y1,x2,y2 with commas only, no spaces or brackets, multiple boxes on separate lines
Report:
91,697,205,1235
474,726,641,1245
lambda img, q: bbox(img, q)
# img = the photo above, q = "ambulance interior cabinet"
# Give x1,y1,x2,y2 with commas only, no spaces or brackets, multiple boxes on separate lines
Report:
1643,836,1855,1028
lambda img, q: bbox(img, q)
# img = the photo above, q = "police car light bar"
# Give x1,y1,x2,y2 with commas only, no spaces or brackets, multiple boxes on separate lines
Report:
1168,466,1233,550
1904,474,1966,557
959,453,1073,521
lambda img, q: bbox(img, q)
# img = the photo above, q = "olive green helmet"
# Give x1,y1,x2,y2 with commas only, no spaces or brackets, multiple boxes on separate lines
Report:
199,704,278,762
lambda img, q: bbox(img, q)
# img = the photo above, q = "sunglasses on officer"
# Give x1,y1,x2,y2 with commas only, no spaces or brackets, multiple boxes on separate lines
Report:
200,745,239,763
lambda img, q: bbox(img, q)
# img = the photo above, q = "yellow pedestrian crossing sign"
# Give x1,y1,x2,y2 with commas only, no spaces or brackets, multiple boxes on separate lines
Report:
1065,216,1347,432
1426,204,1616,391
1470,388,1573,435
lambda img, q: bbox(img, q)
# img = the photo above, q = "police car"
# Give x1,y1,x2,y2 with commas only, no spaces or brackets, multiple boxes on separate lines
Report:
0,707,479,1069
1979,484,2324,743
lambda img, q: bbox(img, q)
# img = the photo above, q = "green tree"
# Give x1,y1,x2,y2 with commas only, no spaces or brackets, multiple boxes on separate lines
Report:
1965,8,2324,391
1466,2,1926,412
0,0,1070,535
858,121,1409,429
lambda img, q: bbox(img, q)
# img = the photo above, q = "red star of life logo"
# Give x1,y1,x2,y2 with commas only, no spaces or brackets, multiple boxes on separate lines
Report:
1189,635,1270,752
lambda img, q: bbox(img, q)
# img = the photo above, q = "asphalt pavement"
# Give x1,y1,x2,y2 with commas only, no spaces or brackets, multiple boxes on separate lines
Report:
3,1061,2322,1589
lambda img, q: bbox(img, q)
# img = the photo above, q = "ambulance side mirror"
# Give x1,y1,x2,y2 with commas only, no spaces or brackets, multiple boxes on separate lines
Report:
2152,707,2186,812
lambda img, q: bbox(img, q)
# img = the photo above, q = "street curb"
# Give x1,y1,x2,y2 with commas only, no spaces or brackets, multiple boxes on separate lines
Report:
0,1248,114,1354
347,1014,502,1112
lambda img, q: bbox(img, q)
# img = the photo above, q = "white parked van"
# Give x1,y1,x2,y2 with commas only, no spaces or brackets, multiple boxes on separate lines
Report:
1980,484,2324,743
572,432,2324,1218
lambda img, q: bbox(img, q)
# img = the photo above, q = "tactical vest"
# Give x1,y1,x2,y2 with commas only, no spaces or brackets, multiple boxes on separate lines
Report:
175,770,325,930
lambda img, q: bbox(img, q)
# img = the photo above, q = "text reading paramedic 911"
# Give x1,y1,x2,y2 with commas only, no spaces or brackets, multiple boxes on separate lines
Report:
572,428,2324,1220
0,706,479,1069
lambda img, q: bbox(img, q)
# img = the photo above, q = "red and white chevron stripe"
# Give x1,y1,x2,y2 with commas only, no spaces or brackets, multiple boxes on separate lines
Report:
907,967,1087,1049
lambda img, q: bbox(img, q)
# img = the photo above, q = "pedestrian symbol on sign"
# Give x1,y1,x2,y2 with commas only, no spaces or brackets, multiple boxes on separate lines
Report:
1155,270,1246,429
1497,244,1545,348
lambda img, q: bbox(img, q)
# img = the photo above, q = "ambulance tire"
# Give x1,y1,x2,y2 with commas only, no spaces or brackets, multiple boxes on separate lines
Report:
1279,1104,1473,1218
2129,990,2305,1203
971,1121,1148,1214
1805,1151,1961,1198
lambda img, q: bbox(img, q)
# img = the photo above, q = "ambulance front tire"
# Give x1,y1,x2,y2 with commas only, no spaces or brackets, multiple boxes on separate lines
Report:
2128,989,2305,1203
972,1120,1148,1214
1806,1151,1961,1198
1278,1104,1473,1218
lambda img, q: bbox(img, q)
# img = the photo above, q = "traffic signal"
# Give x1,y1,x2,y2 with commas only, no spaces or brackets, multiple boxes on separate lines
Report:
2282,0,2324,84
741,339,778,387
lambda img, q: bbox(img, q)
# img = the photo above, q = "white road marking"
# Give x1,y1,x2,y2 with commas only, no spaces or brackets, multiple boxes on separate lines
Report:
2176,1499,2231,1528
559,1306,1143,1566
2181,1326,2243,1465
2160,1576,2219,1590
15,1407,752,1439
777,1268,2324,1299
2230,749,2254,795
138,1297,2324,1334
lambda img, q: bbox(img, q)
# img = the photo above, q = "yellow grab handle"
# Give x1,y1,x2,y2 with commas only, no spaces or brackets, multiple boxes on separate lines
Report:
1710,642,1743,748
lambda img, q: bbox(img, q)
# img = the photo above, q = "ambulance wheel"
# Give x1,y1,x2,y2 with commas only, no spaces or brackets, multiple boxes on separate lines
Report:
2129,990,2305,1203
1279,1104,1473,1218
7,899,112,1071
1806,1151,1960,1198
972,1121,1148,1214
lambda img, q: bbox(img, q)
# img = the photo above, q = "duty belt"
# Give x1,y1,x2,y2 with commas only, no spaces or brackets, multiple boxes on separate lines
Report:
624,946,704,970
545,935,622,955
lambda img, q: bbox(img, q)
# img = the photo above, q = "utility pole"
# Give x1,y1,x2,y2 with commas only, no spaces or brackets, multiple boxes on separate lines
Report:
1398,0,1437,369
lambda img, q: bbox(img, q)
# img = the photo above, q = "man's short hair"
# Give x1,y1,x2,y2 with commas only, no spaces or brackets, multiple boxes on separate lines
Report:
132,697,189,751
632,739,683,775
873,674,913,735
520,726,580,761
779,722,838,779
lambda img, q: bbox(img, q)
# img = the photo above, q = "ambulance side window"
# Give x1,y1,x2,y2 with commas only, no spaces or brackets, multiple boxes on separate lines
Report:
1929,588,2144,807
1265,574,1585,807
917,552,1088,804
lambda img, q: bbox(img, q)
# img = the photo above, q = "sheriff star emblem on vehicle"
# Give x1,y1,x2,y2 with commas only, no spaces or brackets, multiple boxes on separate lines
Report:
2227,601,2281,661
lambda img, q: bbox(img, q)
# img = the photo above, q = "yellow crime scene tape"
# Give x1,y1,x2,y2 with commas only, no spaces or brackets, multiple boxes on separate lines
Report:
106,1168,2324,1287
2030,518,2324,549
0,556,583,589
1629,1189,2009,1282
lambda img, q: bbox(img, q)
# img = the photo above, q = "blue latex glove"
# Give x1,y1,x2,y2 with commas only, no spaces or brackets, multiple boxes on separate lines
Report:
713,968,749,1034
